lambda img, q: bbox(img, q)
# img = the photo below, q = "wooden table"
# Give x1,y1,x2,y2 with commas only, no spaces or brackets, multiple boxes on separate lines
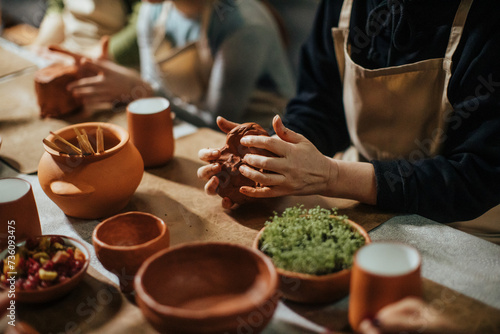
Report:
0,128,499,333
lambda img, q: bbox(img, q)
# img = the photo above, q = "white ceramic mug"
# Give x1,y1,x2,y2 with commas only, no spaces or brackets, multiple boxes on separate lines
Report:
0,178,42,250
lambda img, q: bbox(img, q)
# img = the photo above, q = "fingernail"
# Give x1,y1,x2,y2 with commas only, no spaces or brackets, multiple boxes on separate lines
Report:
212,150,219,155
240,137,249,144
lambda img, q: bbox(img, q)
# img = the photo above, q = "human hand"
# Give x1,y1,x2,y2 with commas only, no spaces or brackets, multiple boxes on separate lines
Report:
358,297,462,334
197,117,240,209
28,44,76,65
86,35,110,60
237,115,336,198
44,35,109,61
66,57,152,113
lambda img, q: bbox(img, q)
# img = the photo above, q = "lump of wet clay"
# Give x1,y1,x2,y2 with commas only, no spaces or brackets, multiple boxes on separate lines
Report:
34,63,82,118
211,122,276,205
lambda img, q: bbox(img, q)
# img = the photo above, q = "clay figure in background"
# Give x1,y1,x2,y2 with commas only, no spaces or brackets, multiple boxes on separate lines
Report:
34,44,101,118
34,62,83,118
211,122,275,205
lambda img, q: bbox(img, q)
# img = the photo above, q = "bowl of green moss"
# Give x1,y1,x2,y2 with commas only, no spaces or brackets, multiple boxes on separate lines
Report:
253,205,370,304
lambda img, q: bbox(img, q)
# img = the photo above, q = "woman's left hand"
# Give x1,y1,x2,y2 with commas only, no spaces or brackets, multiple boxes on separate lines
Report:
238,115,337,198
197,117,241,209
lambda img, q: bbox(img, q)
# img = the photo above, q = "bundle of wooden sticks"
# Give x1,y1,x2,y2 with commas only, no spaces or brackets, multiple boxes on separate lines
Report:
43,126,105,156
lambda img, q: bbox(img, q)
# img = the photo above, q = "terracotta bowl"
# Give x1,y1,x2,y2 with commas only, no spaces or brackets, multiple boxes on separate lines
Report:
0,235,90,303
252,219,371,304
92,211,169,293
134,242,279,334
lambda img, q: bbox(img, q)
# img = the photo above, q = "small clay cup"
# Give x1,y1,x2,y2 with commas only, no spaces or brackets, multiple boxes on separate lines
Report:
0,235,90,303
92,211,170,293
127,97,175,168
348,242,422,331
134,242,279,334
0,178,42,250
253,219,371,304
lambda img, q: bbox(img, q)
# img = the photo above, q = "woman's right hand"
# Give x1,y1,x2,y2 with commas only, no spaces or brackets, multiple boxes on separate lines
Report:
197,117,240,209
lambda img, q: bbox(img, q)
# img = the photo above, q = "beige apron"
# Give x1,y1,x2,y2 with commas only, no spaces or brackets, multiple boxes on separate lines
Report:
153,1,213,107
61,0,128,58
333,0,500,244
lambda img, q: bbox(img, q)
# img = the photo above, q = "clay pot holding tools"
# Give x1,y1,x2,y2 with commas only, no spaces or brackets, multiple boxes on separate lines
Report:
38,122,144,219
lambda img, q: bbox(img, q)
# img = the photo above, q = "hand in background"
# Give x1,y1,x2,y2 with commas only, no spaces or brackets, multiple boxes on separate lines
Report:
358,297,463,334
44,37,152,114
29,33,109,64
66,57,152,113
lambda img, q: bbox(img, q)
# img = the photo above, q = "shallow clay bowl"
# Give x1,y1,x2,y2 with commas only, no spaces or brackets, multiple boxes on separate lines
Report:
0,235,90,303
253,219,371,304
92,211,169,292
134,242,279,334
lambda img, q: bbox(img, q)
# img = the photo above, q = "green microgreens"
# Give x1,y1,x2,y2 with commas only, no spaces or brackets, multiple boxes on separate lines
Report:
259,205,365,275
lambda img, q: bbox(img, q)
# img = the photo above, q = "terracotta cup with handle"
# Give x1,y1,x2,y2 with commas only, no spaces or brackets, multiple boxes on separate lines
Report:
348,242,422,331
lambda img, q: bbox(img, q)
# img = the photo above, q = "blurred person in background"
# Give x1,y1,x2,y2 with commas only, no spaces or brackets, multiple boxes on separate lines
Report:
62,0,294,127
30,0,141,68
136,0,295,127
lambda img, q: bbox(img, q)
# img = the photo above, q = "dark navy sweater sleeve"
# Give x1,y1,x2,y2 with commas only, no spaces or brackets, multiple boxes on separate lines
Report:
284,0,500,223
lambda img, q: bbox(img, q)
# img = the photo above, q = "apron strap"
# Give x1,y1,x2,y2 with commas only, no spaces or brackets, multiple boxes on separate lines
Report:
444,0,474,62
338,0,353,29
152,2,172,52
197,2,214,74
153,1,213,63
